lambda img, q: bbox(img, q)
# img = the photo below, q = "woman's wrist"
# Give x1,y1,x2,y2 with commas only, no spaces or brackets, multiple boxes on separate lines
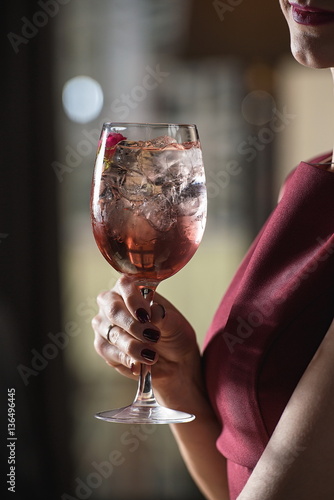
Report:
153,350,210,416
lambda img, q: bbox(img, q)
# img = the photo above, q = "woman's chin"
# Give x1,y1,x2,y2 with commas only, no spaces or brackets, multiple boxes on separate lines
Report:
291,43,334,69
289,30,334,69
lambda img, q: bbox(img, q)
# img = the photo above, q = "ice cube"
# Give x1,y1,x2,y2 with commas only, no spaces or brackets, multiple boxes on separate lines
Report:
118,169,154,202
144,135,177,149
140,147,192,190
112,140,142,170
138,149,169,186
101,196,131,232
139,194,176,232
98,168,124,203
176,183,206,217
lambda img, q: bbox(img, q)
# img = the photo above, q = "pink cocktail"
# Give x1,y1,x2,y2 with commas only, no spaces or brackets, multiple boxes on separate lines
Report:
90,123,207,424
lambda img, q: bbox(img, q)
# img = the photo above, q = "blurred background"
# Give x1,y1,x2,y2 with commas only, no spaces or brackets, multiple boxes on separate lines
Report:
1,1,333,499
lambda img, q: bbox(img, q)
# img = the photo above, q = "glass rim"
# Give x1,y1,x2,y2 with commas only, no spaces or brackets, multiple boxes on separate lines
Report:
102,122,197,129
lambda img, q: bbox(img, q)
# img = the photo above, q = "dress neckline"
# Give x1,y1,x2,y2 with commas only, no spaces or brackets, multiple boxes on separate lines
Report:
302,152,334,171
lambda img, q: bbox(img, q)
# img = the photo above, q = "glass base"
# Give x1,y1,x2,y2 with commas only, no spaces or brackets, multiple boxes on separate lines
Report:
95,403,195,424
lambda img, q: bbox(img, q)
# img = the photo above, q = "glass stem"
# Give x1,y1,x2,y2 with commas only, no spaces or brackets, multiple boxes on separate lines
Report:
133,286,159,408
133,364,157,406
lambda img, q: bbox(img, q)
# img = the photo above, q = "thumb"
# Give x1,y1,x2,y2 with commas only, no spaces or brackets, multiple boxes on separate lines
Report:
150,301,166,326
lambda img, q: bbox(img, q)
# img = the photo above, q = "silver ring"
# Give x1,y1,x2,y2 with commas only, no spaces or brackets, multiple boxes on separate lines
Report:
106,324,115,344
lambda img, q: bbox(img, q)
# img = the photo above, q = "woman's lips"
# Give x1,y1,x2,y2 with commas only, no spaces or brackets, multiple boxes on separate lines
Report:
290,2,334,25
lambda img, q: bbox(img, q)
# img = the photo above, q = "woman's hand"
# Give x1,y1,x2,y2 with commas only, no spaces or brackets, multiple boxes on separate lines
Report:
92,275,230,500
92,275,202,406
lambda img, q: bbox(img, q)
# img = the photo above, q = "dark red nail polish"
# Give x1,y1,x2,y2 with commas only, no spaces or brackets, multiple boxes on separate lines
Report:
136,308,150,323
143,328,160,342
141,349,156,361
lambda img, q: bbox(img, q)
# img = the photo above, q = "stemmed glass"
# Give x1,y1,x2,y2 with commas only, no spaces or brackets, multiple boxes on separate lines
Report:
90,122,207,423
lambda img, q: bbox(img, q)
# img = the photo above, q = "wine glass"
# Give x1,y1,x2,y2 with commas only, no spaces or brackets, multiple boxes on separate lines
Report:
90,122,207,423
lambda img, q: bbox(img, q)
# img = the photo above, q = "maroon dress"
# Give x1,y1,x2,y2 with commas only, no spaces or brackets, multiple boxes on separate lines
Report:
203,155,334,499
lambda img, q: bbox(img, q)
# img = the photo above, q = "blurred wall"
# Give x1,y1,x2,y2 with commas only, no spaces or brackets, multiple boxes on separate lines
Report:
1,1,72,498
2,1,333,500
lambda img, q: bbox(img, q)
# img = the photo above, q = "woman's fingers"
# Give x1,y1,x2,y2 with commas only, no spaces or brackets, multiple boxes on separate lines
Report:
92,283,161,377
94,328,133,370
101,277,168,333
114,275,152,323
96,288,161,344
93,323,159,375
150,301,166,325
92,276,197,381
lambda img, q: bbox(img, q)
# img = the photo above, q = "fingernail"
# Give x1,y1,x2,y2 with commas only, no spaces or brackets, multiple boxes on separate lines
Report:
141,349,156,361
143,328,160,343
136,308,150,323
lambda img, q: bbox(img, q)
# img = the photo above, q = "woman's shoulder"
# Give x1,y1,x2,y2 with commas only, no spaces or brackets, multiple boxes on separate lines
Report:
278,151,332,202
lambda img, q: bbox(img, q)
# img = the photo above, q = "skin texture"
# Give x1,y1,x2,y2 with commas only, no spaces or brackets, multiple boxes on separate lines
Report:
278,0,334,164
279,0,334,68
92,3,334,498
237,319,334,500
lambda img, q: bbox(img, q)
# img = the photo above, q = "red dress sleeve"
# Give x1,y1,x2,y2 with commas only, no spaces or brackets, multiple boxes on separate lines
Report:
203,158,334,499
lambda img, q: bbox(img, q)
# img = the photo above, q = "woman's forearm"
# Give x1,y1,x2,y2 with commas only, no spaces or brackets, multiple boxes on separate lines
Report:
170,397,230,500
155,353,230,500
238,318,334,500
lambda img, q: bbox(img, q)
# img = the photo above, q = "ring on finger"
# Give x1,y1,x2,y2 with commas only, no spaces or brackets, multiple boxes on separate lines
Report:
106,324,116,344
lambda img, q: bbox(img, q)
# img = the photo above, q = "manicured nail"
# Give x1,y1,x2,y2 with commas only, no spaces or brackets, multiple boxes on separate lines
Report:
136,308,150,323
143,328,160,343
141,349,156,362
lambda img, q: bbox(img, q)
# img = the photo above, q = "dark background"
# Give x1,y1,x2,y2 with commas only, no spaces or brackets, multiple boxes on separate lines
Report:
1,1,290,499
